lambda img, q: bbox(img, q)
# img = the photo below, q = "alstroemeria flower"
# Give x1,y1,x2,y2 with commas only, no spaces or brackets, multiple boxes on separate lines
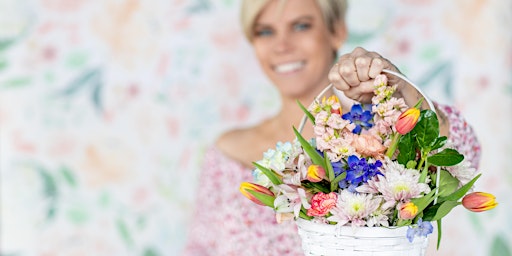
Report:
274,185,311,218
306,164,326,182
395,108,420,135
398,202,418,220
307,192,338,217
239,182,275,207
462,192,498,212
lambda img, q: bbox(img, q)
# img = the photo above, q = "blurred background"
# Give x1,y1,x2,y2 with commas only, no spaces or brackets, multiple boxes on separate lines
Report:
0,0,511,255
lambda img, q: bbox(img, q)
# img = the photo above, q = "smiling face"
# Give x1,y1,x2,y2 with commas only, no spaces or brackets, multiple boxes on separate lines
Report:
251,0,346,99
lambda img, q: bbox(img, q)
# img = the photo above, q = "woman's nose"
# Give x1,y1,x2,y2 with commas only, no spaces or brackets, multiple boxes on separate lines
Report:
273,32,294,54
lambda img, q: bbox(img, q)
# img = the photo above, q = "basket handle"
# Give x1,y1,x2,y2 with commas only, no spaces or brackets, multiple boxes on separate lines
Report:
297,69,436,133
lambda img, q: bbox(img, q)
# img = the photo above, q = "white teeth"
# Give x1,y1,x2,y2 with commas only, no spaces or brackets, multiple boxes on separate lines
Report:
274,61,304,73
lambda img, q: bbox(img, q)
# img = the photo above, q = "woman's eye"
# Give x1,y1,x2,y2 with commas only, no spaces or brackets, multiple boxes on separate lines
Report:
255,28,273,37
294,23,311,31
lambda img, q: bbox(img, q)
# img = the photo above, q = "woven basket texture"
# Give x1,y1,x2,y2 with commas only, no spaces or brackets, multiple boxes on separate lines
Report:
296,218,429,256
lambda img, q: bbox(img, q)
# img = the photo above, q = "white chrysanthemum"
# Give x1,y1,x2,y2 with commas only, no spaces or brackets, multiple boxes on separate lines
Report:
367,158,431,209
366,204,392,227
327,190,381,228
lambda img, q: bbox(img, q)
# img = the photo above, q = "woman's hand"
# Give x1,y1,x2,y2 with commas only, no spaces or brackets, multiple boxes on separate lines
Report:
328,47,403,103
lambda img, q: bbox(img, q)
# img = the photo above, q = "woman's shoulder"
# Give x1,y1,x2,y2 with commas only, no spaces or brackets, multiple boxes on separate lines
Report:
215,124,270,168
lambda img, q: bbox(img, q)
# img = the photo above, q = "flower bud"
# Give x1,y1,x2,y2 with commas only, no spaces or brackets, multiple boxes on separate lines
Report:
306,164,326,182
239,182,275,207
399,202,418,220
462,192,497,212
396,108,420,135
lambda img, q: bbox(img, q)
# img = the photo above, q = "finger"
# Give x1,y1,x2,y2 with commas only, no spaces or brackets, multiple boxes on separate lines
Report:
355,56,371,82
368,57,385,78
338,57,359,87
343,81,376,104
328,63,350,91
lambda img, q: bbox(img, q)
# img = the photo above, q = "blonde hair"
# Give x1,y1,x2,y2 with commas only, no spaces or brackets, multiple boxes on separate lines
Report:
240,0,348,42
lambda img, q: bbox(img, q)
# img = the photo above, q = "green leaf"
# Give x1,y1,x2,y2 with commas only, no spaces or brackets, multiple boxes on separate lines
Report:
310,182,330,194
253,162,282,185
293,127,325,168
436,220,442,249
116,219,134,247
300,207,313,220
491,234,512,256
410,189,436,213
422,200,460,221
438,174,481,203
431,136,447,151
433,170,460,197
397,133,416,165
413,110,439,149
297,100,315,125
60,166,77,187
428,148,464,166
248,190,275,208
0,39,15,51
331,172,347,188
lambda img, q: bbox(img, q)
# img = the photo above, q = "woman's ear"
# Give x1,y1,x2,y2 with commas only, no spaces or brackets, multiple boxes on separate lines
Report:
330,22,347,50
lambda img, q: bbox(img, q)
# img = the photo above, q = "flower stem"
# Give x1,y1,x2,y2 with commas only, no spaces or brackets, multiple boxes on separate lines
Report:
386,133,401,158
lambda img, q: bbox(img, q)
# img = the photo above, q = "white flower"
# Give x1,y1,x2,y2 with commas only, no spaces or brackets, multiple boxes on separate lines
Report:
362,158,430,209
446,159,479,188
327,190,381,228
274,185,310,218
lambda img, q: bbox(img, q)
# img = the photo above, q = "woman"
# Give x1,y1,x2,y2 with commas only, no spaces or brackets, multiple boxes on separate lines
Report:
183,0,480,255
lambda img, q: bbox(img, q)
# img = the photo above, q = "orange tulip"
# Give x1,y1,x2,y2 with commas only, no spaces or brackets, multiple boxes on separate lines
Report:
462,192,498,212
399,202,418,220
306,164,326,182
239,182,275,207
396,108,420,135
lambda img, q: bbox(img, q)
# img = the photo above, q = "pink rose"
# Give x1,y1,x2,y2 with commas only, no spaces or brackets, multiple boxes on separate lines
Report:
307,192,338,217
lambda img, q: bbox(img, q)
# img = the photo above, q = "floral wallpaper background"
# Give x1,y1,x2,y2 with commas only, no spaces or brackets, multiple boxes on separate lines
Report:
1,0,511,255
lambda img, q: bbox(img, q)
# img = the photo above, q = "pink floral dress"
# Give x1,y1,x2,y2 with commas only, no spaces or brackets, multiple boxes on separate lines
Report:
182,104,480,256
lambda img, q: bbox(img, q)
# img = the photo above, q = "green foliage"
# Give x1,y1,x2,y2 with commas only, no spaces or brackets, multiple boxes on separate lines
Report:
428,148,464,166
253,162,282,185
491,235,512,256
297,100,316,125
413,109,439,150
293,127,325,169
248,190,276,208
397,133,416,165
433,170,460,197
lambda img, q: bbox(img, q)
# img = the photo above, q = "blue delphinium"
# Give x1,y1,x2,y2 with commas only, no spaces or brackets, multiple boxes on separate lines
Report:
406,219,434,242
338,155,382,192
341,104,374,134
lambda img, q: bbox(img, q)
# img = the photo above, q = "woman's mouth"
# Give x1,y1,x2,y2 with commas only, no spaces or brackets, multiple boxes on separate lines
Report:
273,61,306,74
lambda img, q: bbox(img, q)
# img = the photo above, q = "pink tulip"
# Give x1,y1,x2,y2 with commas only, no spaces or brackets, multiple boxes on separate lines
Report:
306,164,326,182
239,182,275,206
462,192,498,212
395,108,420,135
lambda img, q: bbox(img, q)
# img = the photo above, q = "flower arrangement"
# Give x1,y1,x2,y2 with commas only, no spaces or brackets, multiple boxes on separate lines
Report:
240,74,497,248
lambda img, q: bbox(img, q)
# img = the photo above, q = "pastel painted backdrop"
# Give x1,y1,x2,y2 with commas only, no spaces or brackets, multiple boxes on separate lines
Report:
1,0,511,255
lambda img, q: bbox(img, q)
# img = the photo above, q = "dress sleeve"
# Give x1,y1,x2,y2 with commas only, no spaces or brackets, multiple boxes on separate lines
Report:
435,103,481,169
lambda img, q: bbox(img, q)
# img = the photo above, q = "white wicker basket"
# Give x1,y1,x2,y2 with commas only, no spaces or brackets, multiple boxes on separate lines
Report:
294,70,434,255
296,218,429,256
